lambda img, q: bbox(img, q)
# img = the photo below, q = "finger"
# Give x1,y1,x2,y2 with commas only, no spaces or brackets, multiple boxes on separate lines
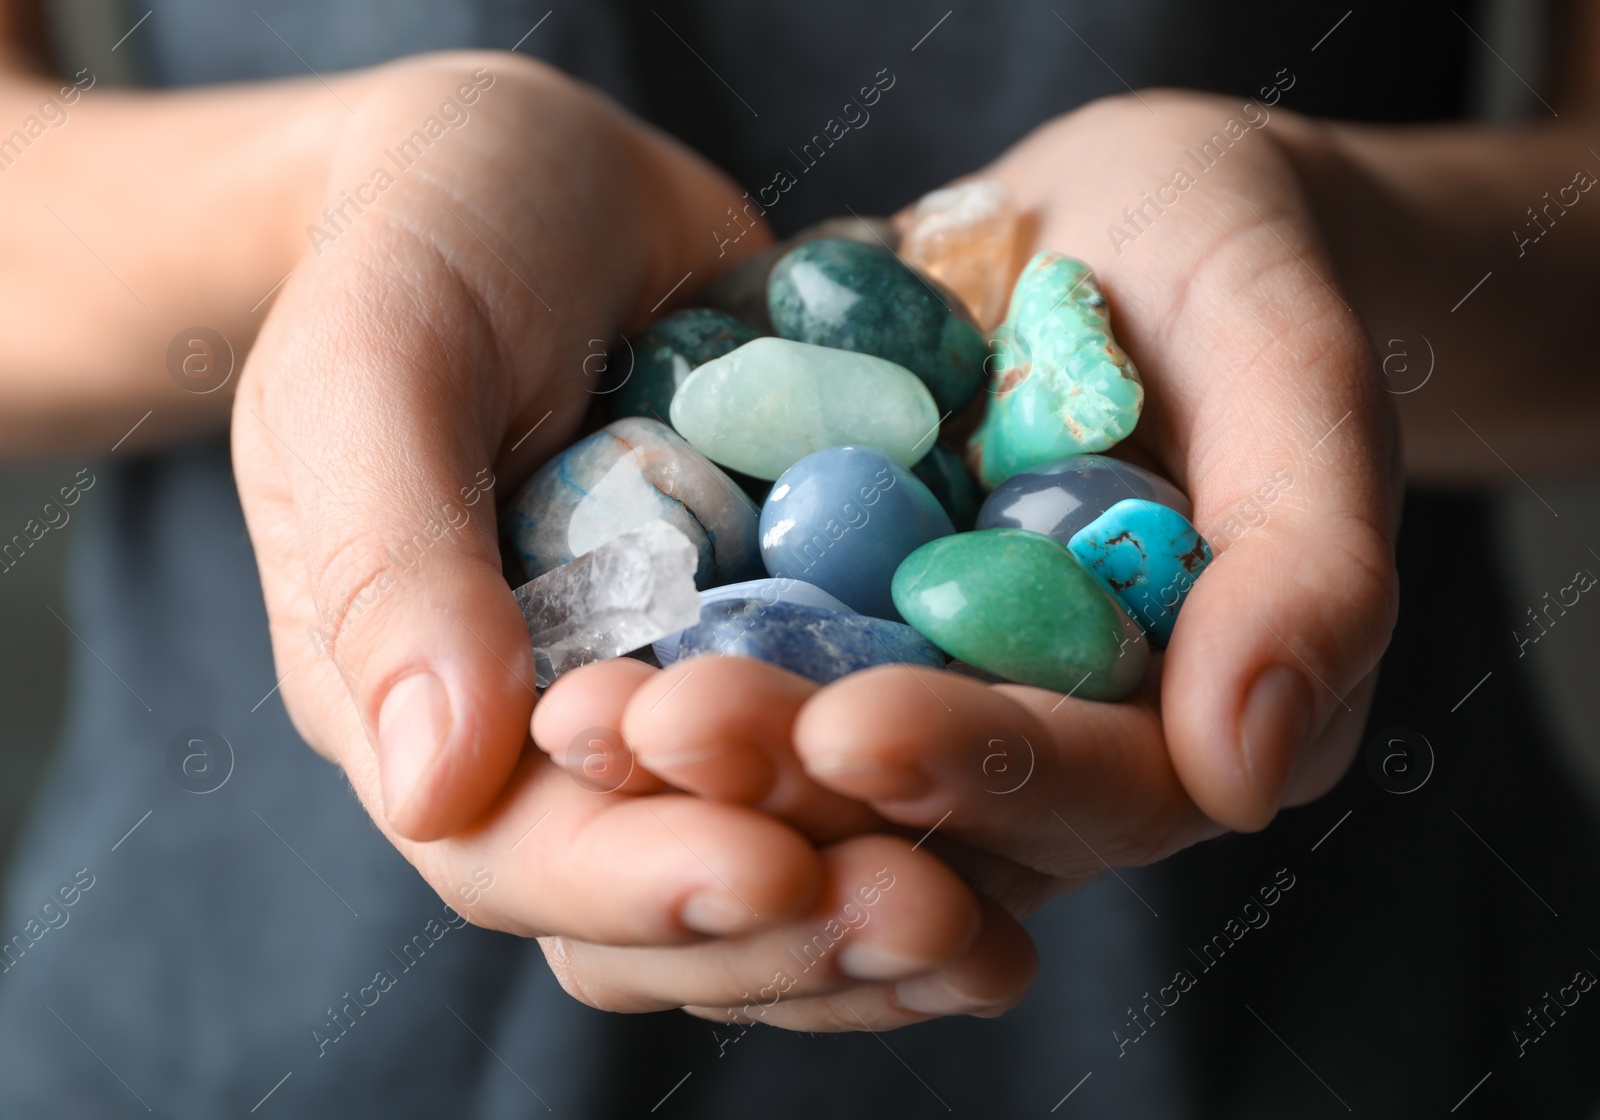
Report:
537,835,980,1013
530,658,669,795
622,657,886,842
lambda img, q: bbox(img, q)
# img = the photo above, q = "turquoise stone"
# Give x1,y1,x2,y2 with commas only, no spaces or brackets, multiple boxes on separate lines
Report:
668,337,940,480
505,417,761,589
911,442,982,531
600,309,758,423
968,253,1144,489
768,238,985,413
891,528,1147,700
1067,498,1212,648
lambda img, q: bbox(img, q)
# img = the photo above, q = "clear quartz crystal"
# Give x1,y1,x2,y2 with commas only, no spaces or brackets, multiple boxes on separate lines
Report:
512,521,701,687
898,180,1020,330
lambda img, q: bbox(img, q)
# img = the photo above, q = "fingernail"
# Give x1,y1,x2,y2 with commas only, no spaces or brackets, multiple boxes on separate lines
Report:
680,892,756,935
893,973,1011,1017
377,672,452,824
837,942,925,981
1239,664,1313,814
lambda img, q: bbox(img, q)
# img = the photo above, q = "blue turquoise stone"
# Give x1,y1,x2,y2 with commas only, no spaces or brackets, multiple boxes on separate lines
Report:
600,309,759,423
1067,498,1212,648
968,253,1144,488
767,238,985,413
674,599,945,685
911,442,982,531
653,577,850,666
505,417,761,590
976,454,1191,546
760,446,954,621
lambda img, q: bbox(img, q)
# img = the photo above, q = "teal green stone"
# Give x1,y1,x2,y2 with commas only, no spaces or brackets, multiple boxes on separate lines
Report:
891,528,1147,700
668,337,940,480
968,253,1144,489
911,442,982,531
601,309,759,423
768,238,985,413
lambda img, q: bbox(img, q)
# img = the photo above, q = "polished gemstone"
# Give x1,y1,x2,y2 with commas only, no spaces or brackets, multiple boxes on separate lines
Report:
702,215,897,333
1067,498,1212,648
600,308,758,423
513,521,701,688
891,528,1147,700
968,253,1144,488
674,598,945,686
768,238,985,413
505,417,761,589
668,337,940,480
897,179,1021,330
976,454,1191,546
911,441,983,531
653,577,850,666
761,446,954,620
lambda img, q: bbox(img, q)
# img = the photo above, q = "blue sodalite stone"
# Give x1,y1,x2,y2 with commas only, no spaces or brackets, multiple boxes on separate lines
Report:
1067,498,1212,647
653,577,850,666
760,446,954,621
674,599,945,685
505,417,761,589
911,442,982,531
976,454,1191,547
600,309,759,424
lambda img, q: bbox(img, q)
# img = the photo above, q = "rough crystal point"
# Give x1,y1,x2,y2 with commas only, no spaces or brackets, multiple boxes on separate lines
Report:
669,338,940,480
513,521,701,688
898,180,1021,330
968,253,1144,489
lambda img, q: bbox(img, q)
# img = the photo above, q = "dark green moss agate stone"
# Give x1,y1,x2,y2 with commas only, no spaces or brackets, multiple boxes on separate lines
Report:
601,309,758,423
767,238,985,414
911,442,982,531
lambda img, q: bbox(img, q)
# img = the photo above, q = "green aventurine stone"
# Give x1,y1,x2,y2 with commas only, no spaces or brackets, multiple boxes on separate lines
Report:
601,309,759,423
968,253,1144,489
768,239,985,414
891,528,1148,700
669,337,940,480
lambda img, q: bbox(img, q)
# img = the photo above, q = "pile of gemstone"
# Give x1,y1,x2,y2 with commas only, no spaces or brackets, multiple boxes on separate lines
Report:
503,181,1212,701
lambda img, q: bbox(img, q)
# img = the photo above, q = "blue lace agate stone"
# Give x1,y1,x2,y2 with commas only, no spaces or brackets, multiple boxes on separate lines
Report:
1067,498,1212,648
653,577,850,666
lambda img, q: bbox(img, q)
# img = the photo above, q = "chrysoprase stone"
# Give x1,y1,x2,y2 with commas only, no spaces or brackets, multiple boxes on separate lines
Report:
968,253,1144,489
653,577,850,666
702,215,898,333
891,528,1147,700
976,454,1191,546
1067,499,1212,648
505,417,761,589
761,446,954,621
911,442,982,531
600,309,758,424
767,238,985,413
674,598,944,686
668,337,940,480
897,180,1021,330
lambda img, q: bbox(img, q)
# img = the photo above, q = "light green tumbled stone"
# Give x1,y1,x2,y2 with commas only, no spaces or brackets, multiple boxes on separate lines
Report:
968,253,1144,489
891,528,1147,700
668,337,940,480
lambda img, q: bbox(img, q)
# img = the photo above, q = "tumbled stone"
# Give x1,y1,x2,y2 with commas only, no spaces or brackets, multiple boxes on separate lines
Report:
976,454,1191,546
1068,499,1212,648
674,598,945,686
911,442,983,531
702,215,898,333
891,528,1147,700
600,309,758,424
505,417,761,589
514,521,702,688
897,179,1021,330
768,238,985,413
968,253,1144,489
653,577,851,666
668,338,940,480
761,446,954,621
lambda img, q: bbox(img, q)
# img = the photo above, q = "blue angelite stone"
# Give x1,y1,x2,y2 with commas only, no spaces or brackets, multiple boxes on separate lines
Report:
760,446,954,621
911,442,983,531
600,308,758,424
505,417,761,590
674,599,945,685
653,577,851,666
977,454,1191,547
1067,498,1212,648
